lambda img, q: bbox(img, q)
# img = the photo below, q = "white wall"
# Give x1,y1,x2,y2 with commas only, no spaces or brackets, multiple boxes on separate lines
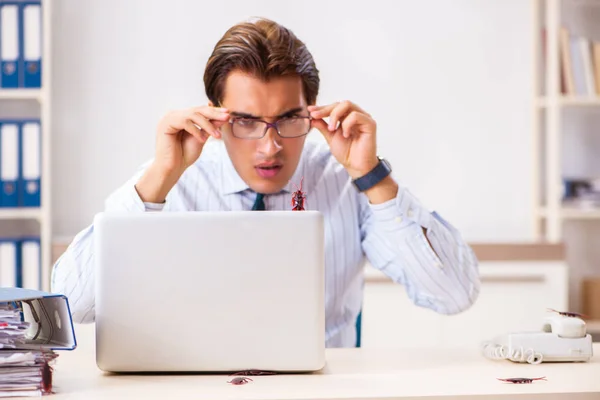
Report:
51,0,534,241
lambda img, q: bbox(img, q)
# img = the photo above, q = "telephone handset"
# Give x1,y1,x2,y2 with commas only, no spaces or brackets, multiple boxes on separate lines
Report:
481,313,593,364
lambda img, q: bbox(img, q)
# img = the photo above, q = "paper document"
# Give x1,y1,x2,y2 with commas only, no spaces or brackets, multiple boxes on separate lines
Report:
0,302,58,397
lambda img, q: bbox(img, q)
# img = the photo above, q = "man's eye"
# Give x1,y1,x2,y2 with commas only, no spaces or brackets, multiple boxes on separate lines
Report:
235,119,257,127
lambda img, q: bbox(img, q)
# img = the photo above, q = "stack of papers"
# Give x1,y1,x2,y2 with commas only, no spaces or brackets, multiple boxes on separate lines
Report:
0,303,58,397
0,304,29,349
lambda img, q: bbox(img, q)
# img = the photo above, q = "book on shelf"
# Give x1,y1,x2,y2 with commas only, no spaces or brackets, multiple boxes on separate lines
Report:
557,27,600,97
562,177,600,209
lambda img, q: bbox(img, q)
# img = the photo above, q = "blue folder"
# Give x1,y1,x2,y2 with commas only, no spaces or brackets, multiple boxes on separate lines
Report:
0,2,21,88
0,287,77,350
19,0,42,88
19,119,41,207
0,119,21,207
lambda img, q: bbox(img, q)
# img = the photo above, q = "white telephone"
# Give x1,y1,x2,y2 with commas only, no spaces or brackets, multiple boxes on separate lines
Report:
481,313,593,364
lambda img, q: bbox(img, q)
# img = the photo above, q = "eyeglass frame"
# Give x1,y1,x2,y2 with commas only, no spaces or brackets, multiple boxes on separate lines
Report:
225,114,314,139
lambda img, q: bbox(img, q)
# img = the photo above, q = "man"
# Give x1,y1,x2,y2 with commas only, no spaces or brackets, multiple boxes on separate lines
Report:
51,17,480,348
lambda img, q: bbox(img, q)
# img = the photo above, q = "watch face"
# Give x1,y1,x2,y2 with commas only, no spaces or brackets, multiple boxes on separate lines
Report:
381,158,391,171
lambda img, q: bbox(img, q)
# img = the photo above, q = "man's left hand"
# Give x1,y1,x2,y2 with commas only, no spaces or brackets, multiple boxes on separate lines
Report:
308,101,378,179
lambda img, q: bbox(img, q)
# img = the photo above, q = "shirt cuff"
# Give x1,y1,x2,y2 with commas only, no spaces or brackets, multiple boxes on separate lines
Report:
144,201,165,211
367,184,433,230
104,183,144,212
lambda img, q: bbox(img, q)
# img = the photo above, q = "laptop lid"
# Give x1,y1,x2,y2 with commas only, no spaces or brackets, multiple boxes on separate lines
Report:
93,210,325,372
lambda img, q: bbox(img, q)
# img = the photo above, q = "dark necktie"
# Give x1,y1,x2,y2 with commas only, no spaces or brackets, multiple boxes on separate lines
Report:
251,192,266,211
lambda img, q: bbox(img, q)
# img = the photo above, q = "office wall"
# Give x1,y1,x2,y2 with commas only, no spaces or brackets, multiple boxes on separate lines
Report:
51,0,534,241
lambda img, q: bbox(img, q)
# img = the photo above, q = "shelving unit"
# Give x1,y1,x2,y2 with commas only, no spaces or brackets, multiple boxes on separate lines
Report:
0,0,52,291
533,0,600,243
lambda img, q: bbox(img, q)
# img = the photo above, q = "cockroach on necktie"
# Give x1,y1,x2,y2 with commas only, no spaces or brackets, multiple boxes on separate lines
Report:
291,177,307,211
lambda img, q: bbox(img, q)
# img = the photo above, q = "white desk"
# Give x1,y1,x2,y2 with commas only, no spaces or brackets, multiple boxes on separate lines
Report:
43,324,600,400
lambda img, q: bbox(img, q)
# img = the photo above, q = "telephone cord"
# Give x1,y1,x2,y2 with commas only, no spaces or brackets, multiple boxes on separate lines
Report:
480,341,543,365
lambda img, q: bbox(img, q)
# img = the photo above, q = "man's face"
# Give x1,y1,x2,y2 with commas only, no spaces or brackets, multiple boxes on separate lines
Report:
215,70,309,194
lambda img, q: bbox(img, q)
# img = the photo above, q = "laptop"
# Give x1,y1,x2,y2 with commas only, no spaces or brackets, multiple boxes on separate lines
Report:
92,210,325,373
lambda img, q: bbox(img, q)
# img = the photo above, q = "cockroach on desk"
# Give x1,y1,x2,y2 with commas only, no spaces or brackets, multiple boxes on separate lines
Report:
227,377,253,385
497,376,546,384
41,352,54,394
230,369,277,376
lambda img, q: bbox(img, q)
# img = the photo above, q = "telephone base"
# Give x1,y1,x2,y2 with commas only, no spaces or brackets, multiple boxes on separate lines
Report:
506,332,592,362
483,332,593,364
483,314,594,364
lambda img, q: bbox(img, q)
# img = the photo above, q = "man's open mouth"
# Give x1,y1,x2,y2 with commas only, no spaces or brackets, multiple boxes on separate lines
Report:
256,164,282,178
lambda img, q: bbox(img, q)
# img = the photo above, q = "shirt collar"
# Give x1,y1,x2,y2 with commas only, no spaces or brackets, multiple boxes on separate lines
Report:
219,141,307,196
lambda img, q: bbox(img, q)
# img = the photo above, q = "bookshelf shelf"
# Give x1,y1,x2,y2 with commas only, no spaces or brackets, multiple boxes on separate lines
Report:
0,208,43,221
538,207,600,220
0,89,43,101
537,96,600,107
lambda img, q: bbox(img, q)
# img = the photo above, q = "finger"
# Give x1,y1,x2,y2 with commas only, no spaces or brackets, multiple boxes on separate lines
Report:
328,101,353,132
212,120,227,130
340,111,367,138
310,101,372,119
183,120,209,144
311,118,334,144
308,102,339,119
190,113,221,139
193,106,230,121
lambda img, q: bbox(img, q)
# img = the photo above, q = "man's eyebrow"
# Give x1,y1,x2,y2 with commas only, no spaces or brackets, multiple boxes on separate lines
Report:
276,107,304,118
229,107,305,119
229,111,259,119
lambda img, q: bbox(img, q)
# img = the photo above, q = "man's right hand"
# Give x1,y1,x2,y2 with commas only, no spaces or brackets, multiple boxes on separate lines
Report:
135,106,230,203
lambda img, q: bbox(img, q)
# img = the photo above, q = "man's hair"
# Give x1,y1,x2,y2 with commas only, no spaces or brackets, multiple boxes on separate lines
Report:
204,18,320,106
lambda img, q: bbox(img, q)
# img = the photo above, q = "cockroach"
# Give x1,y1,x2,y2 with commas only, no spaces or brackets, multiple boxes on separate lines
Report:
40,351,54,394
497,376,546,384
291,177,307,211
230,370,277,376
547,308,587,318
227,376,253,385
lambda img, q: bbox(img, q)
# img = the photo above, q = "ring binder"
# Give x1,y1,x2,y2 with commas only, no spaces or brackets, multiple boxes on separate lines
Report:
0,288,76,350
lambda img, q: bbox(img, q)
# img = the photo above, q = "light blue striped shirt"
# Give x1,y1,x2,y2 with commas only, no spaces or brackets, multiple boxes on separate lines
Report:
51,137,480,348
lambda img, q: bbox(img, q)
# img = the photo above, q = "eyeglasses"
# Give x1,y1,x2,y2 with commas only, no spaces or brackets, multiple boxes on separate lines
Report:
228,115,312,139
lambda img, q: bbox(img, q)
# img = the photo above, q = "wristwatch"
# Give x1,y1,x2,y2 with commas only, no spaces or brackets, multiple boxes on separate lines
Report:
352,157,392,192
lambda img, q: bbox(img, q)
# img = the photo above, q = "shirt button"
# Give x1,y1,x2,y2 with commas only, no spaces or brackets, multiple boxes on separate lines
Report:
407,208,414,218
435,261,443,268
395,216,403,223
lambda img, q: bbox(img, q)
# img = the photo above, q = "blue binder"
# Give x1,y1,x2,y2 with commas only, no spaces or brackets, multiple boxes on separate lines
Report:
19,0,41,88
0,119,21,207
19,119,41,207
0,287,77,351
0,238,20,287
19,236,40,290
0,1,21,88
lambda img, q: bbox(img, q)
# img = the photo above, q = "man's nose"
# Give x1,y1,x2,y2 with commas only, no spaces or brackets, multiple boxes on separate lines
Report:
257,123,282,156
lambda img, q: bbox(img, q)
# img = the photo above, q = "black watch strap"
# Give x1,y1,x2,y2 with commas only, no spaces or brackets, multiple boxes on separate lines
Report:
352,158,392,192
